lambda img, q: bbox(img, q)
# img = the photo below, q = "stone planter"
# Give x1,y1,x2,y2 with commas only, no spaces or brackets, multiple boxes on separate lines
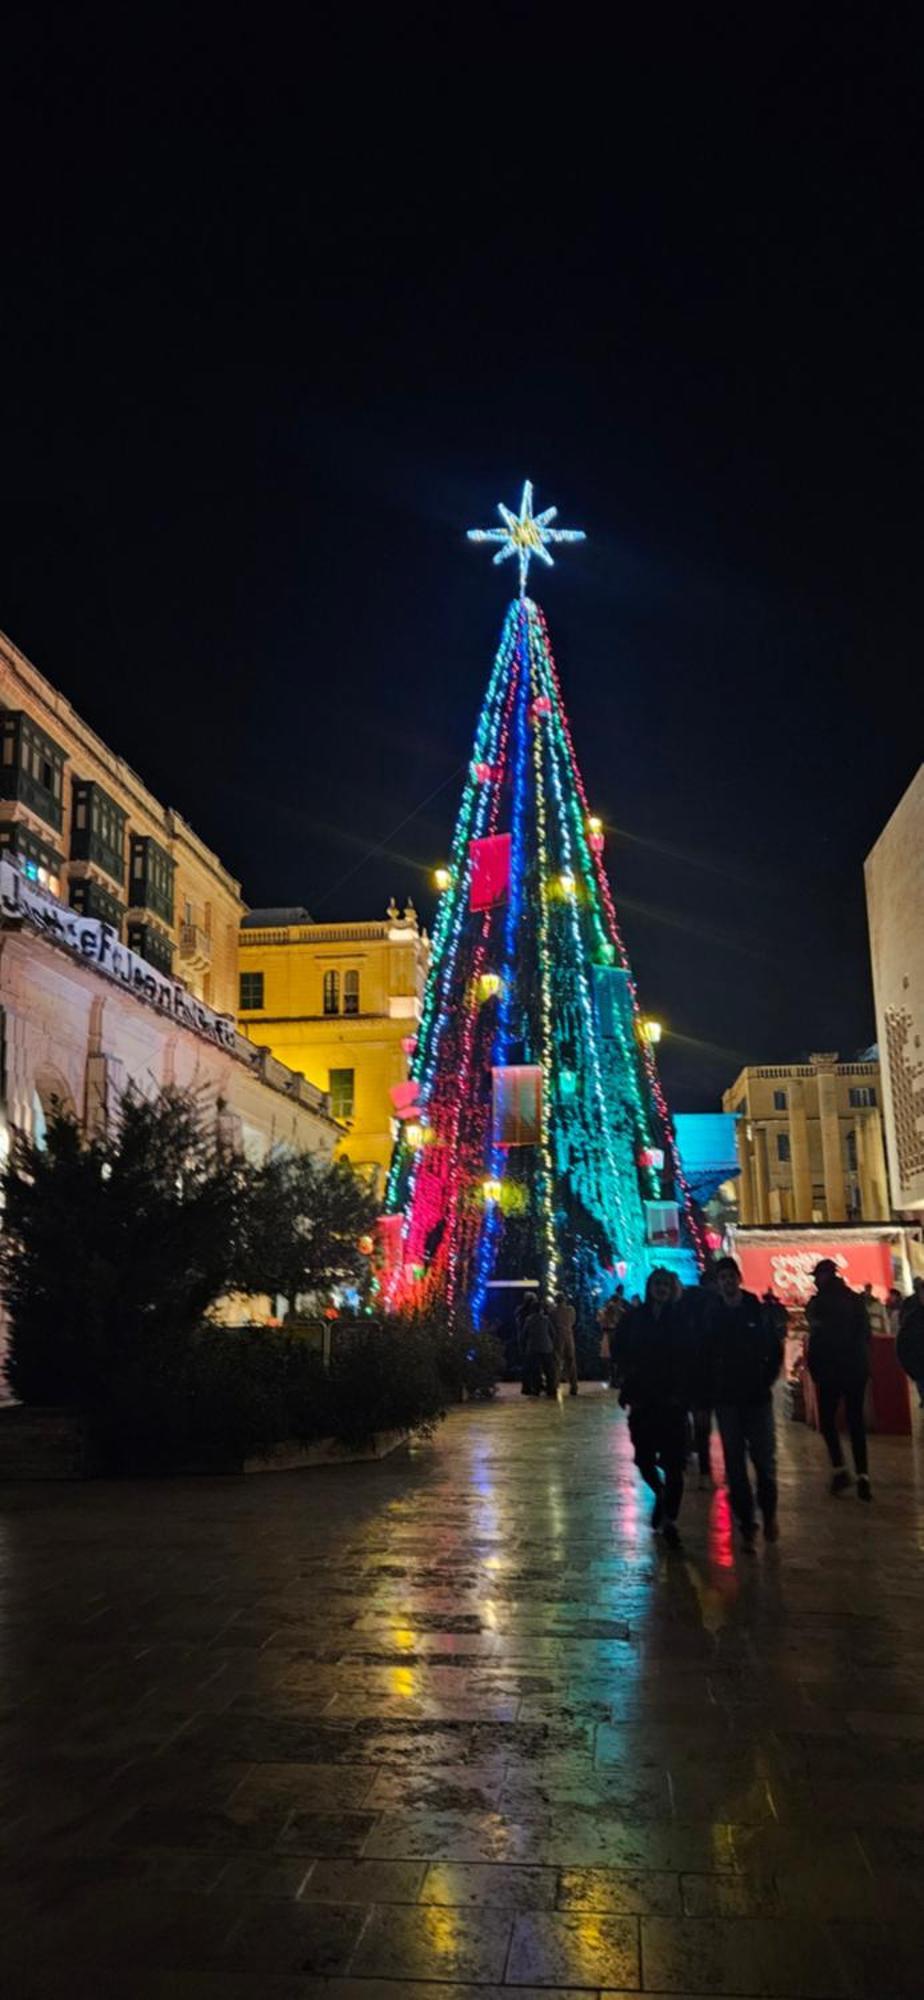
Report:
0,1405,101,1479
0,1405,411,1479
242,1429,410,1474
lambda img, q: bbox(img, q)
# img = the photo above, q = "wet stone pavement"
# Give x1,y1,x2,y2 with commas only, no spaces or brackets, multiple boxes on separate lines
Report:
3,1388,924,1997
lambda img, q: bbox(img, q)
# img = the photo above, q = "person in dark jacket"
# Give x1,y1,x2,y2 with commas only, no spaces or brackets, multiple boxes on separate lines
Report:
897,1279,924,1410
522,1296,559,1399
552,1294,579,1395
611,1267,691,1547
680,1268,720,1487
705,1256,783,1552
806,1259,871,1499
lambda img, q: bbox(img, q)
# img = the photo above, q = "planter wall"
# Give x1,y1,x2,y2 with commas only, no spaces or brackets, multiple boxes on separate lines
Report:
0,1406,100,1479
0,1406,411,1479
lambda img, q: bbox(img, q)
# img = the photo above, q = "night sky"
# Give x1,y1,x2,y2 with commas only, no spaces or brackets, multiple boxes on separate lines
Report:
1,9,921,1109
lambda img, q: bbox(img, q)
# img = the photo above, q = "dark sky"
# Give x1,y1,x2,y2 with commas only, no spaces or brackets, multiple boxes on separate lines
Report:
1,7,921,1110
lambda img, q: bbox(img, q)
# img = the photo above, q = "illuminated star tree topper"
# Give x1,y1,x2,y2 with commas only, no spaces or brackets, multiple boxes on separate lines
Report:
467,479,585,595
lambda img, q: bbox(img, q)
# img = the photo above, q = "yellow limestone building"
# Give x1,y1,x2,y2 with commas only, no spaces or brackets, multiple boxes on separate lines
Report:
238,902,430,1194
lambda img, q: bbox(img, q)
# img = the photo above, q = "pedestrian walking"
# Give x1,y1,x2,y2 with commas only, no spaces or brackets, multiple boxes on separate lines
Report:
552,1293,579,1396
806,1258,872,1499
515,1291,537,1393
598,1285,627,1387
886,1286,904,1339
897,1278,924,1410
522,1295,559,1400
863,1282,888,1339
705,1256,783,1553
680,1267,719,1488
611,1267,691,1547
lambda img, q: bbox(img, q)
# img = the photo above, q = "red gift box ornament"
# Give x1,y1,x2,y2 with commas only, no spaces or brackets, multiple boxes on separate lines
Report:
472,760,495,783
469,831,511,911
638,1147,665,1171
530,694,552,723
390,1080,420,1119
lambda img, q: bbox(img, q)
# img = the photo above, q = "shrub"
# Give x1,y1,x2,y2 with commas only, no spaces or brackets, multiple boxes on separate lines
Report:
329,1313,447,1448
95,1324,334,1471
0,1089,245,1409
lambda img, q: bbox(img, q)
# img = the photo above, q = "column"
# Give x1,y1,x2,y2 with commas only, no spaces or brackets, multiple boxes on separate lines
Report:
753,1125,771,1225
858,1108,888,1220
868,1107,890,1219
855,1115,874,1220
736,1120,755,1225
815,1059,847,1222
788,1080,813,1221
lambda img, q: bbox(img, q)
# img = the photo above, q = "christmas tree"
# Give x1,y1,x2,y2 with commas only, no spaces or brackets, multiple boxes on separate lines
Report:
381,483,704,1326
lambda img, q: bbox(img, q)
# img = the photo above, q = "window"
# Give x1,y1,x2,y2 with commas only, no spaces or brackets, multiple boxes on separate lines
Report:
846,1130,858,1172
239,971,264,1011
343,969,359,1015
323,970,340,1015
329,1068,354,1121
184,899,193,926
777,1132,791,1163
849,1085,877,1108
773,1089,787,1110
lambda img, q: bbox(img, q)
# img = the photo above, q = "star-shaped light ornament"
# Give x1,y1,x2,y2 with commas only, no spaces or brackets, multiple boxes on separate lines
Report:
467,480,585,595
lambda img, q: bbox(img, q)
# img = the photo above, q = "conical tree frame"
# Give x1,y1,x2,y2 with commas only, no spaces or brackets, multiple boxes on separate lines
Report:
383,596,704,1321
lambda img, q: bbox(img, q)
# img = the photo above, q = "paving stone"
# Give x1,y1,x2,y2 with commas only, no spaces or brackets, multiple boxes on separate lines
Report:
506,1908,640,1987
274,1808,379,1854
301,1856,426,1902
641,1913,851,1996
347,1901,513,1981
223,1895,365,1972
557,1865,682,1913
421,1861,558,1908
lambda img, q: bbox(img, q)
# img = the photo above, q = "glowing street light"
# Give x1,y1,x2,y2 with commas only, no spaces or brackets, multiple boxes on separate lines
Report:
433,866,451,892
640,1017,663,1046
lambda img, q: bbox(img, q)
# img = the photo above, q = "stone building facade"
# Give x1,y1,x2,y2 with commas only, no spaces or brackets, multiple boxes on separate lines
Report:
722,1054,889,1227
0,865,337,1164
238,903,429,1196
865,765,924,1213
0,625,243,1012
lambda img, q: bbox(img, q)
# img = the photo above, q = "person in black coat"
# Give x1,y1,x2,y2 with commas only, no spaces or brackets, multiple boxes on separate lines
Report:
897,1280,924,1410
806,1259,871,1499
611,1268,692,1547
704,1256,783,1552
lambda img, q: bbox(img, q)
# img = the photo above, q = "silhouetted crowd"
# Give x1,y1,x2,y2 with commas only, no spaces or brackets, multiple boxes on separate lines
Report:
514,1263,924,1554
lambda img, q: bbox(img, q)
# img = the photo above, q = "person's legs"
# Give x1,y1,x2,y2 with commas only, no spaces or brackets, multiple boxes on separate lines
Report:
694,1407,712,1479
843,1375,868,1477
816,1380,846,1468
543,1352,559,1399
716,1405,755,1534
566,1341,578,1394
629,1408,663,1505
745,1402,778,1527
659,1406,688,1525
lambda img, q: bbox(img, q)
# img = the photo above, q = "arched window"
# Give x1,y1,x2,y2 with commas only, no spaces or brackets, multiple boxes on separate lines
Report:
343,970,359,1016
323,970,340,1016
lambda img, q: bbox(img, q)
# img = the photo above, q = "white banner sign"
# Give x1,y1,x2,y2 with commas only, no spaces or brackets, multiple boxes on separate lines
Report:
0,855,240,1054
